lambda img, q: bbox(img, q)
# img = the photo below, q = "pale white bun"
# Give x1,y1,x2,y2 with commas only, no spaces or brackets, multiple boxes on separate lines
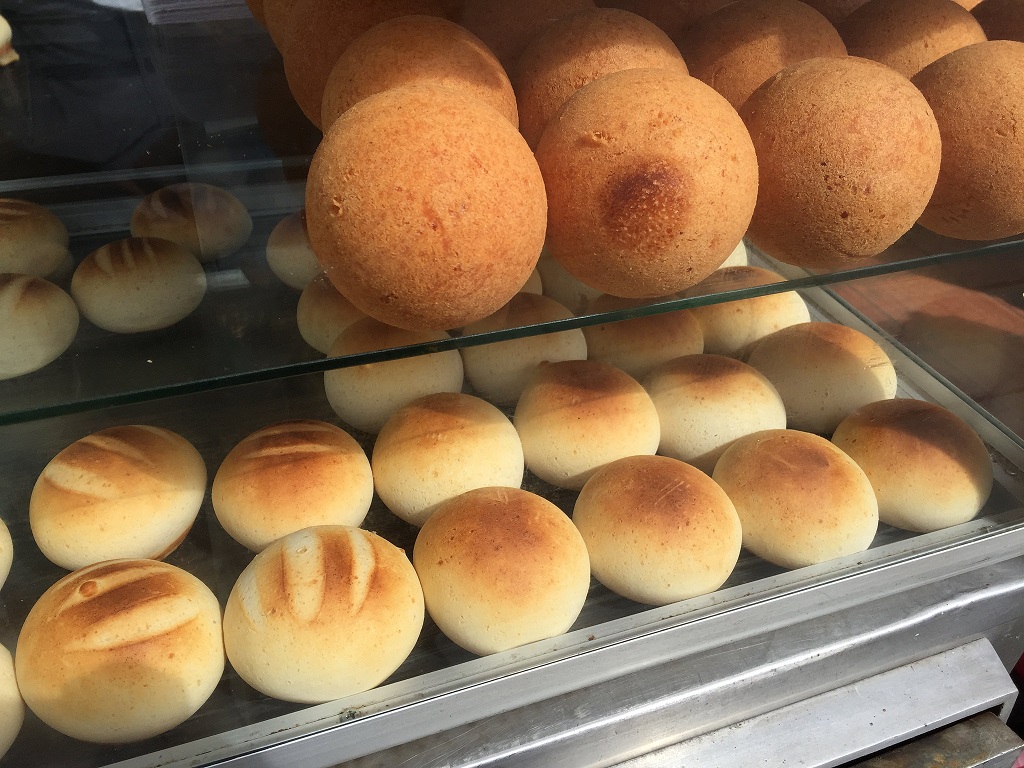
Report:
0,199,69,277
647,354,786,474
573,455,741,605
213,420,373,551
746,322,897,435
223,526,424,703
514,360,660,490
581,294,703,381
522,267,543,295
324,317,464,434
461,292,587,404
413,487,590,655
30,425,206,570
266,210,321,290
130,183,253,262
720,238,748,268
536,251,602,313
71,237,207,333
0,274,78,380
0,14,19,65
0,646,22,759
296,272,366,354
682,266,810,359
713,429,878,568
832,399,993,532
0,520,11,593
373,393,524,527
16,559,224,743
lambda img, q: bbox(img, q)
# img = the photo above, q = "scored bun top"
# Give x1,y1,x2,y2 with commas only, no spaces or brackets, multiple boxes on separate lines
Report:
0,198,70,278
15,559,224,744
131,183,252,261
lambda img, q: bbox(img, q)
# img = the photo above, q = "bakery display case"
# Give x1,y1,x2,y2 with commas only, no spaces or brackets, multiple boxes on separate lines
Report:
1,2,1024,766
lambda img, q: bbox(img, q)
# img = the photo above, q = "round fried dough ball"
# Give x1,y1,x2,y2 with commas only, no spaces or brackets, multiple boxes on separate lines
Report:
678,0,847,110
281,0,446,127
913,41,1024,240
321,16,517,131
741,56,942,269
537,67,758,298
514,8,688,148
973,0,1024,42
307,84,547,331
839,0,987,79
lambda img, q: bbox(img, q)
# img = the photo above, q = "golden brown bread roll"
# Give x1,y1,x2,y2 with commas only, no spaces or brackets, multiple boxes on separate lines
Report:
131,183,252,262
0,520,11,594
460,292,587,404
973,0,1024,42
321,15,517,131
746,322,898,435
0,645,22,759
307,83,547,331
0,199,70,278
513,7,688,147
71,237,207,333
0,274,78,380
373,393,524,526
413,487,590,655
581,294,703,382
262,0,302,47
913,40,1024,240
741,56,942,269
678,0,847,110
213,420,373,551
296,272,366,354
839,0,987,78
514,359,660,489
16,559,224,743
280,0,447,127
713,429,879,568
573,455,741,605
223,526,424,703
266,210,321,290
323,318,464,434
646,354,787,474
682,266,810,359
832,399,993,531
30,425,206,570
537,67,758,298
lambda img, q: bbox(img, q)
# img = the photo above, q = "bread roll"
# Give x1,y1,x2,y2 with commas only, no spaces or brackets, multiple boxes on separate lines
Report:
296,273,365,354
324,317,464,434
0,13,20,66
0,274,78,380
460,293,587,404
832,399,993,531
647,354,787,474
262,0,302,47
515,360,660,489
0,520,11,593
0,199,70,278
682,266,811,358
536,251,602,313
537,67,758,297
413,487,590,655
581,295,703,381
373,393,524,526
131,183,252,261
713,429,878,568
746,322,897,435
0,646,22,759
71,237,207,333
223,526,424,703
266,210,320,290
839,0,987,78
16,559,224,743
321,16,517,131
307,83,547,331
513,8,689,147
213,420,373,551
573,455,741,604
913,41,1024,240
30,425,206,570
973,0,1024,42
678,0,847,109
741,56,942,268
